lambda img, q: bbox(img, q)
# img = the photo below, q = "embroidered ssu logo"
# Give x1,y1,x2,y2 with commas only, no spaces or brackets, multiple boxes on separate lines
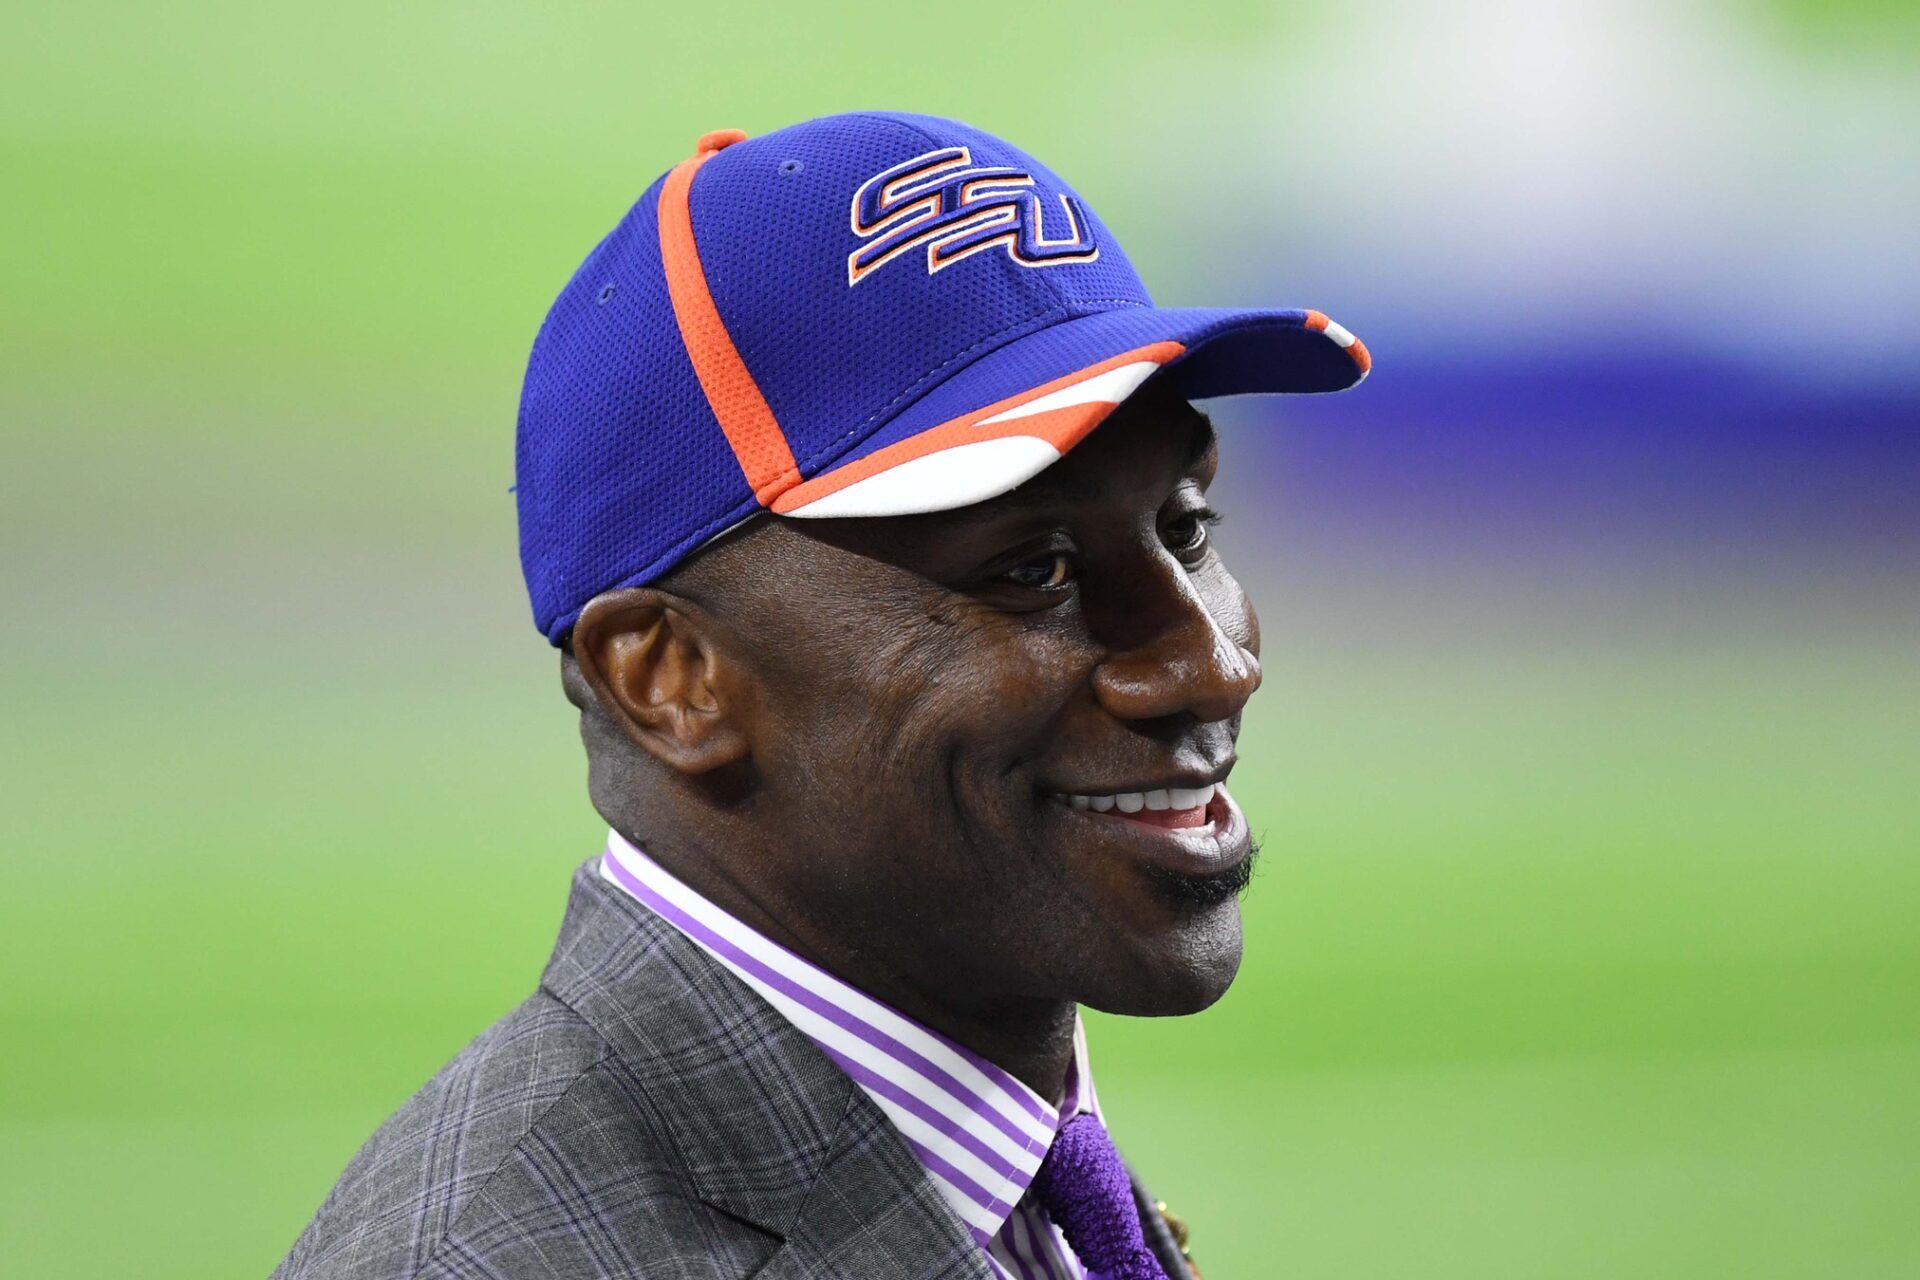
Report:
848,146,1099,286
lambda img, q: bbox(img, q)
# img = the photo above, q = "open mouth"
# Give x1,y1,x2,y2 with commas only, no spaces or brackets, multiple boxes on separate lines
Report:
1047,783,1229,832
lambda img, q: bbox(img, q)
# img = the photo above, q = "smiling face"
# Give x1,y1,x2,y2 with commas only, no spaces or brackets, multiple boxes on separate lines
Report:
636,380,1263,1020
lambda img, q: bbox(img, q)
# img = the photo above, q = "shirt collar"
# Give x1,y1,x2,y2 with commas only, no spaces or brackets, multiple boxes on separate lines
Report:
598,828,1097,1247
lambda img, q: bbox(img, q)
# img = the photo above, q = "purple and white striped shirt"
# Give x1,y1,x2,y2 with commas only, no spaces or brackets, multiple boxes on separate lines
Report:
600,830,1095,1279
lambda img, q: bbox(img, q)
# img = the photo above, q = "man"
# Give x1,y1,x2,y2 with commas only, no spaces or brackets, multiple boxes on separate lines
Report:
276,111,1367,1279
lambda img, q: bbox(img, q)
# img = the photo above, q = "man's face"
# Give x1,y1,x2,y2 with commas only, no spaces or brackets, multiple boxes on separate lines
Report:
709,383,1261,1016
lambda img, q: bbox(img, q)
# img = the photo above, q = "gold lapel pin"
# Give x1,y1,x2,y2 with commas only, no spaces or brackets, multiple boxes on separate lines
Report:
1154,1199,1200,1277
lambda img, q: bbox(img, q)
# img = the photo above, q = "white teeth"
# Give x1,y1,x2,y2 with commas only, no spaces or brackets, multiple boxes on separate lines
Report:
1057,783,1220,814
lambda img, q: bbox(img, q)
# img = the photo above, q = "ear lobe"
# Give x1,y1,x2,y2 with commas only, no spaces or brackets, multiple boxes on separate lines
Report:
572,589,750,775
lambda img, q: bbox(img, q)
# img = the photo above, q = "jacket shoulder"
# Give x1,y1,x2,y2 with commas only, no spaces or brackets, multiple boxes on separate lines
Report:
273,989,621,1279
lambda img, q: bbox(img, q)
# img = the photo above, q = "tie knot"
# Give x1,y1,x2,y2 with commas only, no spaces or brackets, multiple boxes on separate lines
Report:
1032,1114,1170,1280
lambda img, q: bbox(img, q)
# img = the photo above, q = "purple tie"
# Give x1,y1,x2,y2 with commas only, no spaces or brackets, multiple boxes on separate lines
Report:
1032,1113,1171,1280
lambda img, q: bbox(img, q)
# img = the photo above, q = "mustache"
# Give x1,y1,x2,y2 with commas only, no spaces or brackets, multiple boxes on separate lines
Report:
1137,835,1260,910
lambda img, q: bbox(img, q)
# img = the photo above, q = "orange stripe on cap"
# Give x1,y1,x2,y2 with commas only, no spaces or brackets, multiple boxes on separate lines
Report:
1304,309,1372,378
1345,336,1372,377
658,131,801,504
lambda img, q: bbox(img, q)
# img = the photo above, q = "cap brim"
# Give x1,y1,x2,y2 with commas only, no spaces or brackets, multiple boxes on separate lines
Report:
771,306,1369,519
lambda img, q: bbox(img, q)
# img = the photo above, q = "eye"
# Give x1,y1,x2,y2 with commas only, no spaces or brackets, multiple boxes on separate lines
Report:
1002,552,1074,590
1163,507,1221,560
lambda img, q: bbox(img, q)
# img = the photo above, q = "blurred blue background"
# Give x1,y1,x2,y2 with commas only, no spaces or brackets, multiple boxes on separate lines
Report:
4,3,1916,1276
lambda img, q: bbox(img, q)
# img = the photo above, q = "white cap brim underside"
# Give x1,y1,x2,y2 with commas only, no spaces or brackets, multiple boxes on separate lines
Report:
780,359,1162,519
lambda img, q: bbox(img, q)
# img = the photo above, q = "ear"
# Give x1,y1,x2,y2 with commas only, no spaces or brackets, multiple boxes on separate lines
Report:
570,588,751,775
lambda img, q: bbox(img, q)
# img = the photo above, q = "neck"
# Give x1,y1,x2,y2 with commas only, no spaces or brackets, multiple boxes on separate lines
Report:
623,823,1080,1102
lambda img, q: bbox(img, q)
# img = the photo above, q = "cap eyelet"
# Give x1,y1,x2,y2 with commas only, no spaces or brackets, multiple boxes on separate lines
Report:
778,159,804,176
595,283,617,306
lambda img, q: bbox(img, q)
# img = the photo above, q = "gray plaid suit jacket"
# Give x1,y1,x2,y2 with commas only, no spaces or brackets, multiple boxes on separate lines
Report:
273,861,1196,1279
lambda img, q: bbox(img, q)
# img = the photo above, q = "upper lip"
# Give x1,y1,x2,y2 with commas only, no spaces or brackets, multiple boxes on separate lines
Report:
1044,761,1235,795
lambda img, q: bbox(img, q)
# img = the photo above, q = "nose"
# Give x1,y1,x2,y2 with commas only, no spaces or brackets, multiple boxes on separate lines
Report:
1090,568,1262,725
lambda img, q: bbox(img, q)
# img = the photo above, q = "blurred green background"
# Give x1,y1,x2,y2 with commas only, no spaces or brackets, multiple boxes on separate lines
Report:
4,3,1917,1277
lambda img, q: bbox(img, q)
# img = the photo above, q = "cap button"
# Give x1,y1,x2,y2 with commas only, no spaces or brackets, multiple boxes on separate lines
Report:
695,128,749,154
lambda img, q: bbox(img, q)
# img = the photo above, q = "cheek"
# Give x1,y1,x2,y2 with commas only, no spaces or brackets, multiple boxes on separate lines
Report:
889,619,1099,818
942,609,1100,761
766,609,1090,819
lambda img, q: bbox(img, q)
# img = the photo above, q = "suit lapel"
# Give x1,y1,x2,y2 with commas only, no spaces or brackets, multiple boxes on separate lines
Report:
541,864,988,1277
756,1091,993,1280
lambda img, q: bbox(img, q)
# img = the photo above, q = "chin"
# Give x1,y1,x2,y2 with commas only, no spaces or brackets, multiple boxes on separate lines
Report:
1077,900,1246,1017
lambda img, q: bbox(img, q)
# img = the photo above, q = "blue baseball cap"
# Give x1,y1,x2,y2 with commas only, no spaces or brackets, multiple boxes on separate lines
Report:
516,111,1369,643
